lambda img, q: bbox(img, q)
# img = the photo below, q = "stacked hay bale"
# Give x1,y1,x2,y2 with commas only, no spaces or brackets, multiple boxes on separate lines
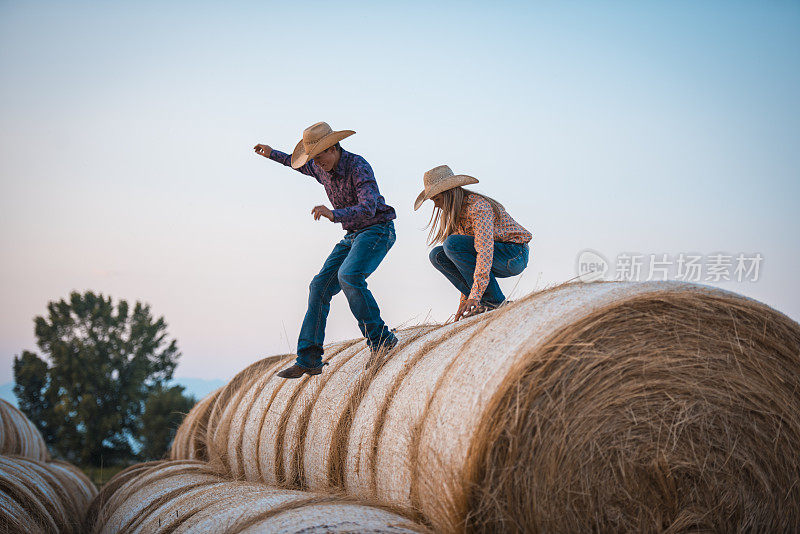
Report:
0,456,96,534
0,400,97,533
172,280,800,532
86,459,428,533
169,387,221,461
1,399,48,461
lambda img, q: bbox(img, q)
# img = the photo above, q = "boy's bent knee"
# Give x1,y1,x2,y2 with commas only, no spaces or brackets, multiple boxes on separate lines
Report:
309,273,334,298
338,269,365,289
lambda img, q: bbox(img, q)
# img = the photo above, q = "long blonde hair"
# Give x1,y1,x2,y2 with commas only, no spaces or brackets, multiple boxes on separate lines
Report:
426,187,504,245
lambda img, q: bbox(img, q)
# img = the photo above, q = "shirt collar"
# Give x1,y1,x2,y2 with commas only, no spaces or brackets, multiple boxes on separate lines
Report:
332,148,349,176
315,148,348,180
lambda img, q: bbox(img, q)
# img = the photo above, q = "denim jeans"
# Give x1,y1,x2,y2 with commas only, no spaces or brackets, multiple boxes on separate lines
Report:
429,234,529,307
296,221,398,370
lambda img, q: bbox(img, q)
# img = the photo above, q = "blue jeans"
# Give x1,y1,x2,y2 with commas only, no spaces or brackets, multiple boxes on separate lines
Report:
429,235,529,306
296,221,398,370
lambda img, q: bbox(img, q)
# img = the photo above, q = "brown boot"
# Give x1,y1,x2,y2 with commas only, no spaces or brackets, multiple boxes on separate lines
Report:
276,363,323,379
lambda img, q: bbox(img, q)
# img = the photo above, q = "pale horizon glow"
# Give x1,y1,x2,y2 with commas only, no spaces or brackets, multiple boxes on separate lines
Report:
1,1,798,384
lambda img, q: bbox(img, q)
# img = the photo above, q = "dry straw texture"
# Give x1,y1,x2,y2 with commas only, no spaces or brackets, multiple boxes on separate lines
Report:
86,459,428,533
1,393,96,533
0,399,48,461
0,455,97,534
169,387,221,461
171,280,800,532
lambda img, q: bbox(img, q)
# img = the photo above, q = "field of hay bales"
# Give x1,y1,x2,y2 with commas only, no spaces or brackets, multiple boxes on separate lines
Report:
3,279,800,532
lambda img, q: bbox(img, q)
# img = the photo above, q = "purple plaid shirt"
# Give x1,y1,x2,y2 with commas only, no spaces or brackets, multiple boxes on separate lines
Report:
268,148,396,232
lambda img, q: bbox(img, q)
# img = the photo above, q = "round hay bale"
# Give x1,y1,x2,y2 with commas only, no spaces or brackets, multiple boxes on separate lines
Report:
234,503,428,534
169,388,222,461
204,280,800,532
89,459,224,533
345,321,479,505
0,399,48,461
256,339,366,487
237,354,301,483
84,460,165,531
173,491,428,534
279,338,377,487
301,326,435,491
206,355,290,472
219,340,360,485
0,455,96,534
348,280,800,532
134,481,281,533
87,459,428,534
224,353,298,479
45,460,96,508
453,281,800,532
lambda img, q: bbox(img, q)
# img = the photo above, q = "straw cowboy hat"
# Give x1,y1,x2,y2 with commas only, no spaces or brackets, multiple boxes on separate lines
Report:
414,165,479,210
291,121,355,169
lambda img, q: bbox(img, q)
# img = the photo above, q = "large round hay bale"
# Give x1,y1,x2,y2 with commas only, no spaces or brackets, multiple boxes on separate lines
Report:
168,489,426,534
229,501,428,534
223,352,299,479
0,455,96,534
0,399,48,461
207,280,800,532
255,338,366,487
87,459,428,534
169,388,221,461
353,280,800,532
46,459,97,507
84,460,164,530
205,355,289,471
300,326,436,490
89,459,226,533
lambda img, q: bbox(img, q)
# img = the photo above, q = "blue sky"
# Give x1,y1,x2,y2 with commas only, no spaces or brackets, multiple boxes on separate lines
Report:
1,1,798,384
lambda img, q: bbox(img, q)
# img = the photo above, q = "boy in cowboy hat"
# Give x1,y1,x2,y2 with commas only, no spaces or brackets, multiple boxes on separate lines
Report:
254,121,398,378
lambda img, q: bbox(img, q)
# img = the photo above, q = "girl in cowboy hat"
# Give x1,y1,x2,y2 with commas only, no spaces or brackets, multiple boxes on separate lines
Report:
414,165,532,321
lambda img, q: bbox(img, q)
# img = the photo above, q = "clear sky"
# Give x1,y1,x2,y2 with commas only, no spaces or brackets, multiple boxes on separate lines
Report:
1,1,798,384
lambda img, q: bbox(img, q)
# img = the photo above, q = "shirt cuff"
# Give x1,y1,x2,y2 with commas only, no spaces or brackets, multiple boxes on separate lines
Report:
331,208,346,223
468,284,486,303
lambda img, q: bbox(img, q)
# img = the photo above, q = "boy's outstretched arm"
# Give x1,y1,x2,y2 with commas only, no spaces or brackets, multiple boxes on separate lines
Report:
253,144,316,177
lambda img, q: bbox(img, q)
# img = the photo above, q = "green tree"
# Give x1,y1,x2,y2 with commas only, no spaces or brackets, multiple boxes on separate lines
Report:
139,384,196,461
13,350,58,444
13,290,181,466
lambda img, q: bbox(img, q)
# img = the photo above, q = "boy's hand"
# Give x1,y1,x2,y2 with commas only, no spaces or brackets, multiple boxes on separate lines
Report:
253,144,272,158
311,205,334,222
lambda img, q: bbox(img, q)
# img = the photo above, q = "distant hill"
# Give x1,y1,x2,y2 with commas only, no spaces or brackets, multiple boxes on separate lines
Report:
0,377,225,408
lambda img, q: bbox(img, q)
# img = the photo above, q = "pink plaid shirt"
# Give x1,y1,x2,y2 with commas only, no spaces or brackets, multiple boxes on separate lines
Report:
453,193,532,303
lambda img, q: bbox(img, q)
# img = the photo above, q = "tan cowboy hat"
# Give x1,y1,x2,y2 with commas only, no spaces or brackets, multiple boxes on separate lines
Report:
414,165,479,210
291,121,355,169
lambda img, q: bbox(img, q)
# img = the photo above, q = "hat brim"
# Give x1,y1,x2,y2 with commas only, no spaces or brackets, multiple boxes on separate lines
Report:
413,175,479,210
291,130,355,169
